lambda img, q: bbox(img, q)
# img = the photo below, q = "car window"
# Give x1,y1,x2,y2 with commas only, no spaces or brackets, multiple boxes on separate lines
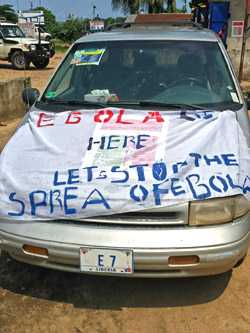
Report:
42,40,241,110
0,25,25,38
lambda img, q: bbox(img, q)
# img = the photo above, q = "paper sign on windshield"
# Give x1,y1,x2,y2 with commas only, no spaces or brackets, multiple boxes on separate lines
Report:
0,109,249,220
71,49,106,66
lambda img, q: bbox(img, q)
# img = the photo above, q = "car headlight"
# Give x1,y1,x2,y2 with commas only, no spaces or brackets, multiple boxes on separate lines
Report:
30,44,36,51
189,195,250,226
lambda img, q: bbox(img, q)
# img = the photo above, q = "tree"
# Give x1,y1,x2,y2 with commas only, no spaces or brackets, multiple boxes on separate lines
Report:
112,0,177,14
147,0,165,13
147,0,177,13
57,16,88,43
112,0,140,14
0,4,18,23
34,6,57,34
105,16,126,28
166,0,176,12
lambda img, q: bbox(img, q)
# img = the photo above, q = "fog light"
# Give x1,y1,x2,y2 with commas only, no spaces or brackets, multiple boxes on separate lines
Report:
30,44,36,51
23,244,48,258
168,255,199,266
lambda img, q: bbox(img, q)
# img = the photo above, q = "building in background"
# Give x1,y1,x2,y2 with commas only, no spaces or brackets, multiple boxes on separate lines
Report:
17,10,45,25
188,1,250,80
89,17,105,32
213,0,250,80
17,10,51,41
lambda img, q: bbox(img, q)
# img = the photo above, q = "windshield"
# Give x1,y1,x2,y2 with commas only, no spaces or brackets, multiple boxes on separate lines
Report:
37,26,45,33
41,40,241,110
0,25,25,38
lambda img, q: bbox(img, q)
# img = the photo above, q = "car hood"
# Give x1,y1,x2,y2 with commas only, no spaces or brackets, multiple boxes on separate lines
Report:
0,107,249,221
5,37,49,45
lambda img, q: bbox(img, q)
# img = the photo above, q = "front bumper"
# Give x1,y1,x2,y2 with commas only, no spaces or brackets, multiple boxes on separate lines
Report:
0,214,250,278
24,48,54,61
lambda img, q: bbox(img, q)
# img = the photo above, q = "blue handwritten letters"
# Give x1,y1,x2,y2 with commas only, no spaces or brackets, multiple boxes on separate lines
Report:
7,153,248,217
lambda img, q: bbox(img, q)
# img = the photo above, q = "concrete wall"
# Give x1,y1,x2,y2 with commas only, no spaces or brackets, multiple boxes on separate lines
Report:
226,0,250,79
0,77,31,122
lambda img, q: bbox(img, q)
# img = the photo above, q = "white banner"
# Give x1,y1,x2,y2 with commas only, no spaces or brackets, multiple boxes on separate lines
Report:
0,108,249,220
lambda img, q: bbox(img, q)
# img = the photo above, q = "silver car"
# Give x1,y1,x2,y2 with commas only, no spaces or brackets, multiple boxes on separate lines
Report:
1,23,250,277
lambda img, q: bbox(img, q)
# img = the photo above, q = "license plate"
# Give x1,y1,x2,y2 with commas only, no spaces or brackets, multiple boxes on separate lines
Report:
80,247,133,274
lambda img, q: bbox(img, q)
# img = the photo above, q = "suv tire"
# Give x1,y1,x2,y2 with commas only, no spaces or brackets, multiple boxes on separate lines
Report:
32,57,50,69
11,50,30,70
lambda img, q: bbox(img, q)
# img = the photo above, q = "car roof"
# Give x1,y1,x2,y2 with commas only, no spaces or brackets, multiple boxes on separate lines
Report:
76,26,218,44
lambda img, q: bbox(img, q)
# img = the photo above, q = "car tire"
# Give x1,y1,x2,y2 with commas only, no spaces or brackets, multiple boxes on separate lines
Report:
234,254,247,268
11,50,30,70
32,57,50,69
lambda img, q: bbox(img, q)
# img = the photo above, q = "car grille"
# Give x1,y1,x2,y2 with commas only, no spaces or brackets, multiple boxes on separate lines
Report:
37,44,50,51
81,203,189,226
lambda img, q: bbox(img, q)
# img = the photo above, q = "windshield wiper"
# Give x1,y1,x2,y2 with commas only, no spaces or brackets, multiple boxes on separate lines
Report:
41,99,213,111
107,100,212,110
42,98,106,108
139,101,210,110
106,101,140,107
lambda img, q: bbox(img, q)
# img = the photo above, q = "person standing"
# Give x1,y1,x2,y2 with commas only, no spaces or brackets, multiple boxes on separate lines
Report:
190,0,209,27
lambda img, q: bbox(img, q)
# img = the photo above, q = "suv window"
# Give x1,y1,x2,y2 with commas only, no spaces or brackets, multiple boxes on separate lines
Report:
0,25,25,38
42,40,241,110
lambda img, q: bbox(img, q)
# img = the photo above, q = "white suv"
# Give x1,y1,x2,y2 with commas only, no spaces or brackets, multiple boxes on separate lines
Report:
0,19,55,69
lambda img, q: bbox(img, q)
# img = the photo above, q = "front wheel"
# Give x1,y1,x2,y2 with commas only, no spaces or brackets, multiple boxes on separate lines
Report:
11,51,30,70
32,57,50,69
234,254,247,268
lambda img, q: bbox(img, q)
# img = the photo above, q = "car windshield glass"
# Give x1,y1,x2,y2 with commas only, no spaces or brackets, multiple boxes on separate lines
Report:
0,25,25,38
38,26,45,33
41,40,241,111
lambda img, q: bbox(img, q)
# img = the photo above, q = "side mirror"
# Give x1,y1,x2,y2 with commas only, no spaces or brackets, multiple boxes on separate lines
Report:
22,87,40,106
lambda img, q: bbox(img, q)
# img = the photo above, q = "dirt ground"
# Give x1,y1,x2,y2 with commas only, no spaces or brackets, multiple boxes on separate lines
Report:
0,53,63,91
0,54,250,333
0,54,63,151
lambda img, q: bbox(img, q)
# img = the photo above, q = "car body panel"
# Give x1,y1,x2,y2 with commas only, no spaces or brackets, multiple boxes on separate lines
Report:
0,214,249,277
77,27,218,43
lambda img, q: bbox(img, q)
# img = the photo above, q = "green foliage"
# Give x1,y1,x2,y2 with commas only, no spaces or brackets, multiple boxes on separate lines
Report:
147,0,164,13
166,0,176,12
25,4,127,44
29,1,182,45
112,0,179,14
112,0,140,14
56,16,126,43
54,39,70,53
57,16,89,43
0,4,18,23
26,2,184,44
105,16,126,28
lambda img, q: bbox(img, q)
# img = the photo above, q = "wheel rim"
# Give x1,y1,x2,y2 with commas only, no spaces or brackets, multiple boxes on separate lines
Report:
15,53,25,67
